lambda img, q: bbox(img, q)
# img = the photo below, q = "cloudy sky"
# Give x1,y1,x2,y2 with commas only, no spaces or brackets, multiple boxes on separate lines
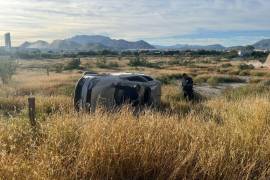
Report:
0,0,270,46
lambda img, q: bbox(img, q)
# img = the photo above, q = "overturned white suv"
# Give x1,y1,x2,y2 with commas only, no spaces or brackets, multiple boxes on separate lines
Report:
74,72,161,112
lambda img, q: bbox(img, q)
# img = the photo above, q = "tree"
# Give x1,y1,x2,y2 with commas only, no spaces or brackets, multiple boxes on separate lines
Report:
96,56,108,68
65,58,81,70
128,55,147,67
245,45,255,51
0,60,17,84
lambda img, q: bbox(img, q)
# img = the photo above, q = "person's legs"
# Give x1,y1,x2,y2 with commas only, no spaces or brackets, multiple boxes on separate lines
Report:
183,90,188,100
187,90,194,101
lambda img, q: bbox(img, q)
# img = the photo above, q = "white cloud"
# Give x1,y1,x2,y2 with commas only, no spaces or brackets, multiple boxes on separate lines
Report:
0,0,269,46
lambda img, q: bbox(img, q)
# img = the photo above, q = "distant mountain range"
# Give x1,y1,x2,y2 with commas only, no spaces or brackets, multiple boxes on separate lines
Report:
253,39,270,50
19,35,155,51
19,35,270,51
155,44,226,51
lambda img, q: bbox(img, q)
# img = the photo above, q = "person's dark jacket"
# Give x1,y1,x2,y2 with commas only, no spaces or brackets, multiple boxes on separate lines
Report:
182,76,193,91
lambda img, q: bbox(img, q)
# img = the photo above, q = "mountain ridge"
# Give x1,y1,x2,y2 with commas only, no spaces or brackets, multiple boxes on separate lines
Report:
20,35,155,51
253,39,270,50
19,35,270,51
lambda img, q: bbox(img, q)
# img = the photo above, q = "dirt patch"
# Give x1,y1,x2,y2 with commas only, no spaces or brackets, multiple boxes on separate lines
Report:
194,83,246,97
248,54,270,68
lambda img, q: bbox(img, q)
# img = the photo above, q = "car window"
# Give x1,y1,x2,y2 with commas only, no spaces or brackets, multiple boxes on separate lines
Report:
141,75,153,81
125,76,148,82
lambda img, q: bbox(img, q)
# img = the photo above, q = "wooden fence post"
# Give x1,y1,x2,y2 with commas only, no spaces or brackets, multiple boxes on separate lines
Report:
28,97,36,128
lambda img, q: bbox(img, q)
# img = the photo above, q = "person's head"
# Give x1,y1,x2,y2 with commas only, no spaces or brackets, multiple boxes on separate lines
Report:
183,73,188,78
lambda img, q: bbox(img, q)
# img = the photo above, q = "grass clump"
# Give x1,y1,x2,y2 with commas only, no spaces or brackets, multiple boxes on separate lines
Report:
96,56,120,69
207,76,244,86
194,75,210,84
194,75,245,86
238,70,250,76
250,71,268,77
238,63,255,70
128,56,161,69
156,74,183,84
220,63,232,68
224,82,270,100
0,59,17,84
65,58,81,70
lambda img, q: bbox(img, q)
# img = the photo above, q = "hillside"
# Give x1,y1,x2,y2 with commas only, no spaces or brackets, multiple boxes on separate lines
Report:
19,35,155,51
18,36,270,52
155,44,226,51
20,40,49,49
253,39,270,49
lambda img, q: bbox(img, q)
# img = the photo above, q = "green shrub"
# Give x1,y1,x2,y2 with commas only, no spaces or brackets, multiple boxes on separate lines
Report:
207,77,219,86
250,71,267,77
238,70,250,76
194,75,210,84
96,56,106,67
55,64,64,73
0,60,17,84
194,75,244,86
65,58,81,70
128,55,147,67
224,83,270,100
168,59,193,66
96,57,119,69
228,69,240,75
157,74,183,84
128,55,161,69
238,64,254,70
207,76,245,86
108,62,119,68
221,63,232,68
249,78,264,84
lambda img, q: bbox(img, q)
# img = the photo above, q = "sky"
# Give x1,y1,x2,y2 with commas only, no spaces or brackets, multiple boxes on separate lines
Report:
0,0,270,47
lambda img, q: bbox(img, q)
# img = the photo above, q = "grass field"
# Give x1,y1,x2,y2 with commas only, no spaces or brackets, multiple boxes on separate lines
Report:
1,55,270,179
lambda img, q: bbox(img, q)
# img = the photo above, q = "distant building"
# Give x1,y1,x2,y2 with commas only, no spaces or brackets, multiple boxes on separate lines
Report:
4,32,11,49
254,49,268,53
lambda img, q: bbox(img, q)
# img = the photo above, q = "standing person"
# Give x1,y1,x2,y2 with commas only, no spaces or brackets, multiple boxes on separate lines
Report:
181,73,194,101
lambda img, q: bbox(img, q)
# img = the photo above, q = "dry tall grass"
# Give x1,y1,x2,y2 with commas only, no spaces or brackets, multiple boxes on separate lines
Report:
1,59,270,179
1,92,270,179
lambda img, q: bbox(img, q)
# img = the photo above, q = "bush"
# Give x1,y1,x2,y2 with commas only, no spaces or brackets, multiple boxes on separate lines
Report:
168,60,193,66
224,83,270,100
238,63,254,70
65,58,81,70
96,57,119,69
194,75,245,86
250,71,267,77
128,55,161,69
238,70,250,76
55,64,64,73
128,55,148,67
228,69,240,75
224,50,238,59
96,56,107,68
0,60,17,84
194,75,210,84
207,76,245,86
221,63,232,68
207,77,220,86
157,74,183,84
108,62,119,68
